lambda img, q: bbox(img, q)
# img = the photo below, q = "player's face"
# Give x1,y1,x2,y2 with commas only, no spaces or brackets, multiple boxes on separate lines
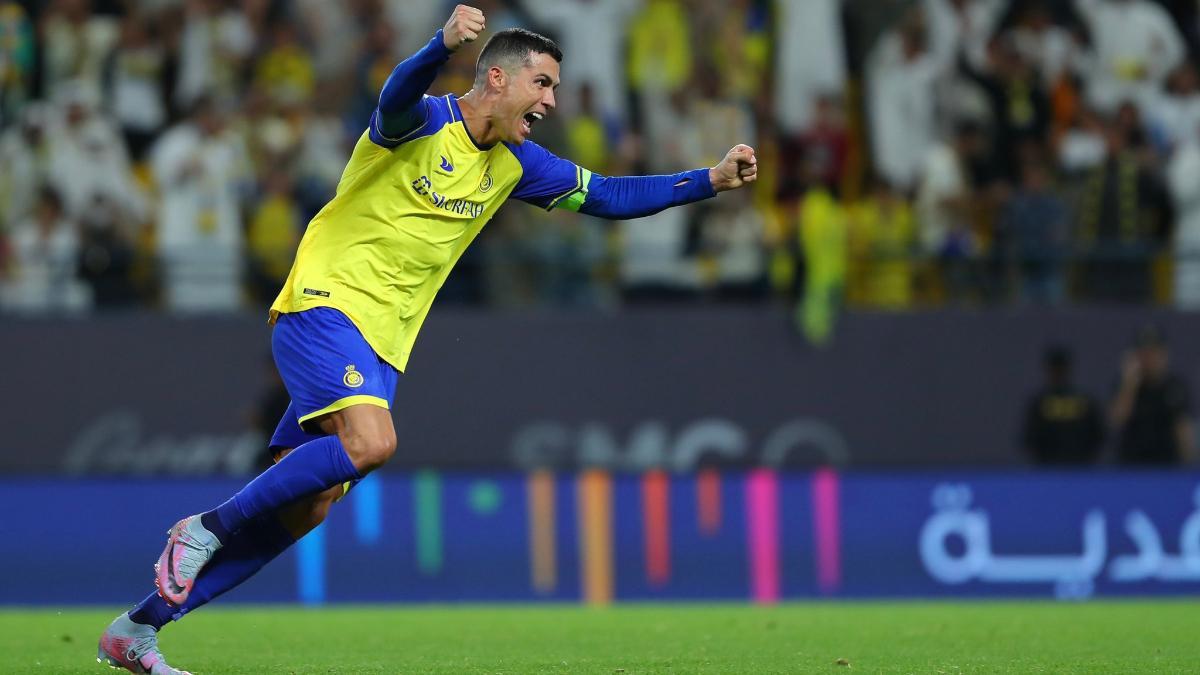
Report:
504,53,559,144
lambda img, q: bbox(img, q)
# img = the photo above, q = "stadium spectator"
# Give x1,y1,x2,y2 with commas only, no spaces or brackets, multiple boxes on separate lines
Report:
150,96,250,313
38,0,119,102
1074,0,1185,113
0,2,35,126
1009,1,1085,89
566,83,616,175
772,0,846,137
77,193,140,308
1056,100,1108,175
1167,117,1200,309
246,170,300,306
998,156,1070,305
915,120,988,302
7,0,1200,316
626,0,693,136
1147,63,1200,150
797,163,847,345
103,11,171,161
292,0,358,84
346,16,399,141
781,93,850,203
174,0,256,110
1021,344,1105,465
253,20,315,107
708,0,771,107
924,0,1006,74
1,185,89,313
1074,102,1170,304
45,82,146,224
956,35,1050,183
848,176,916,310
1110,325,1195,465
697,188,768,301
0,103,52,230
867,5,946,191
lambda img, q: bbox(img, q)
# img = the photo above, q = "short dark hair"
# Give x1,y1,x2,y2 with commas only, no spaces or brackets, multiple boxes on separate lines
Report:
474,28,562,88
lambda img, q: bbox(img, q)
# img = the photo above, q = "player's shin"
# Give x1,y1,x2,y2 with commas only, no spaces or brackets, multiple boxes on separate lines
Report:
132,513,296,629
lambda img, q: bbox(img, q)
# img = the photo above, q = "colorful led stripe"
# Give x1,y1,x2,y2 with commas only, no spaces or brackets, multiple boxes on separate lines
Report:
414,470,442,575
296,522,326,605
746,469,780,604
578,469,614,604
642,470,671,586
527,470,557,593
811,468,841,594
696,468,722,536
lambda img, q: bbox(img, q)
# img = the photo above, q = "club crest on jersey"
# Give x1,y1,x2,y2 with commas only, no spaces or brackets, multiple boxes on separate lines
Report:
343,365,364,388
438,155,454,173
479,171,493,193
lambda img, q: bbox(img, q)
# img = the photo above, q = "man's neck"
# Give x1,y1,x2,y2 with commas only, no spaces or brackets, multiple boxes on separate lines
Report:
457,91,501,148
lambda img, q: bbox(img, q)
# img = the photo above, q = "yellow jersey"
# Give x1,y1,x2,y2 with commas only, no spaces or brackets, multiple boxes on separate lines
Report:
269,94,589,371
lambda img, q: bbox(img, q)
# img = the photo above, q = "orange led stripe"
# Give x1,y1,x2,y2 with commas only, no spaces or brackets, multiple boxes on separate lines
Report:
578,469,614,604
527,470,557,593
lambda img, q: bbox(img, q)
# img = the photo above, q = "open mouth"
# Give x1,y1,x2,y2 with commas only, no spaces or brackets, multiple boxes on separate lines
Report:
521,111,544,135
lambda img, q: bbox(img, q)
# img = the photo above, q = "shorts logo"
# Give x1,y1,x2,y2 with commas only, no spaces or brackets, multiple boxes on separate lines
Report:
343,365,364,388
479,171,493,193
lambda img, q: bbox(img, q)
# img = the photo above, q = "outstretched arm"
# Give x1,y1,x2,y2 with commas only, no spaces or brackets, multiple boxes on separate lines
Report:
578,145,758,218
374,5,485,141
512,143,758,218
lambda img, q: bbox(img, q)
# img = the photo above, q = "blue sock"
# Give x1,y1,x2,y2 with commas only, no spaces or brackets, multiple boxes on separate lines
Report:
204,435,358,543
129,514,296,629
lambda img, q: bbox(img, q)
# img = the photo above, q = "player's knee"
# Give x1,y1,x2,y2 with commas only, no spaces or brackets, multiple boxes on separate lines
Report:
341,428,396,473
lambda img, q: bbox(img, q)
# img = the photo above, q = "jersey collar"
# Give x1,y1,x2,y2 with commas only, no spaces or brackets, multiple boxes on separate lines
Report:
448,95,494,151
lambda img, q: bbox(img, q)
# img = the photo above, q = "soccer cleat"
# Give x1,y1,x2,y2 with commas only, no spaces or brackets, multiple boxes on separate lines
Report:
154,515,221,606
97,613,192,674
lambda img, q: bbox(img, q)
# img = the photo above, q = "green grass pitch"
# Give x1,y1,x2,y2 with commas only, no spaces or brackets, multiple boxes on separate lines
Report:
1,602,1196,674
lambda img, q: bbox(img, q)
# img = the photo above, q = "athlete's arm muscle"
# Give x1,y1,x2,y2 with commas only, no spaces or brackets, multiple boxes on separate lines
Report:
575,171,715,219
373,30,454,141
508,140,717,218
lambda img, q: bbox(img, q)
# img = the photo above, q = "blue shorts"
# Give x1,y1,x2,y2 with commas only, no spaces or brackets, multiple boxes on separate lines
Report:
268,307,399,451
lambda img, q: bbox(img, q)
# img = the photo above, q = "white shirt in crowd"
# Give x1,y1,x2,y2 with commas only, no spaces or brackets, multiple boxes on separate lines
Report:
867,30,944,191
1167,136,1200,309
915,142,969,255
3,214,89,314
1075,0,1185,112
772,0,846,135
150,120,250,312
46,101,146,223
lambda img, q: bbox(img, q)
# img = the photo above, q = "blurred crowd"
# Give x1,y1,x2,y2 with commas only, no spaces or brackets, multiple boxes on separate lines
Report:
6,0,1200,319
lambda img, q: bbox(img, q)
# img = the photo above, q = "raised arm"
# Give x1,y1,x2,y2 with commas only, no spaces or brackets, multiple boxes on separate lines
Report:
510,143,757,219
373,5,485,142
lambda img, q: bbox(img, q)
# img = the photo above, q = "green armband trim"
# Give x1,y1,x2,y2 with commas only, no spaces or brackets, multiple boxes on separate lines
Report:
548,167,593,212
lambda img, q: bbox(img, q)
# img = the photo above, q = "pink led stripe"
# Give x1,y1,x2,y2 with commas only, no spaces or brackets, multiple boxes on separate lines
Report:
811,468,841,594
745,469,780,604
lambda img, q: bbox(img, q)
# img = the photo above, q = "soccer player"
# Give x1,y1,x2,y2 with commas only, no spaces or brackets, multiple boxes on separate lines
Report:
98,6,757,672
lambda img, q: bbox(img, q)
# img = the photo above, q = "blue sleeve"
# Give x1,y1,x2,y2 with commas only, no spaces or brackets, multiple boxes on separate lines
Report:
369,30,454,147
577,170,716,219
508,141,716,217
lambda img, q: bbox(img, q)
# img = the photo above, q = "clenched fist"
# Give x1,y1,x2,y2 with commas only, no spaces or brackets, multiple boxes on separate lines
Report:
443,5,486,51
709,144,758,192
